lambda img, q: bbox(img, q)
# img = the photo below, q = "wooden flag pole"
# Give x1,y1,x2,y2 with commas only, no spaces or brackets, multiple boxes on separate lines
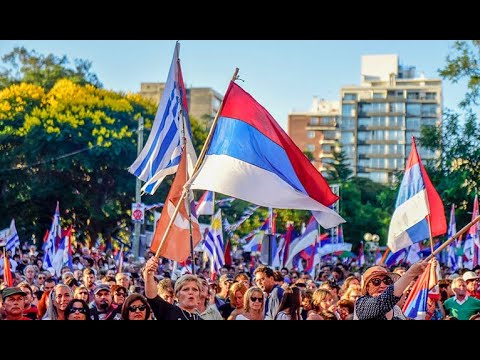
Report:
154,68,240,259
425,215,480,262
186,68,239,186
378,248,390,266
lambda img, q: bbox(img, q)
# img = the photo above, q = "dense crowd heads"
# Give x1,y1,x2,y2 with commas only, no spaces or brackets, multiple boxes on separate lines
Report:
1,241,480,320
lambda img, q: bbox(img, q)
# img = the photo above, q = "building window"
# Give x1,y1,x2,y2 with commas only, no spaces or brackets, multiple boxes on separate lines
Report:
343,93,357,101
306,144,315,152
310,117,319,125
373,92,384,99
307,131,316,139
342,104,356,117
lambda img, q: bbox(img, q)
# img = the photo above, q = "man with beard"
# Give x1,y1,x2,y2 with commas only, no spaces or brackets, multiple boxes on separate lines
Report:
89,284,122,320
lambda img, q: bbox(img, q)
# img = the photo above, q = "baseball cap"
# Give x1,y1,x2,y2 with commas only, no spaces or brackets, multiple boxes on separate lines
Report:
93,284,111,295
1,287,27,300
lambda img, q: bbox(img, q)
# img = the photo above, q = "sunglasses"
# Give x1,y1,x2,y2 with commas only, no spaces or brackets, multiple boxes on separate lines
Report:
115,292,126,297
250,296,263,303
128,304,147,312
68,307,87,314
370,277,393,286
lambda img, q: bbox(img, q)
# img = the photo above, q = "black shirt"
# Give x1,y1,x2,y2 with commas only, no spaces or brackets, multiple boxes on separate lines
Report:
147,295,203,320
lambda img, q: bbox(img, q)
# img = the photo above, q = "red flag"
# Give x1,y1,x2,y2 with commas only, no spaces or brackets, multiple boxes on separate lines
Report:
224,239,232,266
150,150,202,262
3,248,13,287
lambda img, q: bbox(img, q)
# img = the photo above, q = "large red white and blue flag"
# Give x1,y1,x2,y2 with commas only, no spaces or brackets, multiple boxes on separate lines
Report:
190,82,344,229
129,42,197,195
387,137,446,253
196,191,214,216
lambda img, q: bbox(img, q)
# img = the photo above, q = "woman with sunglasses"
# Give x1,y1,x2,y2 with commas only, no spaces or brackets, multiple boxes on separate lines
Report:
235,287,264,320
354,260,429,320
121,293,151,320
64,299,91,320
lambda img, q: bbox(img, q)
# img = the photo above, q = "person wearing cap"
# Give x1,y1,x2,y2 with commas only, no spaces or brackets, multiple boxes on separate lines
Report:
0,287,31,320
462,271,480,300
354,260,429,320
89,284,122,320
215,274,234,309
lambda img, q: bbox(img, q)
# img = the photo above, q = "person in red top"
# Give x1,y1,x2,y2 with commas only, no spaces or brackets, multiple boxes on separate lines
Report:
1,287,32,320
463,271,480,300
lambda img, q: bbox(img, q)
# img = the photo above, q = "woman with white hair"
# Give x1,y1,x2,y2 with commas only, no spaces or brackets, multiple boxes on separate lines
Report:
42,284,73,320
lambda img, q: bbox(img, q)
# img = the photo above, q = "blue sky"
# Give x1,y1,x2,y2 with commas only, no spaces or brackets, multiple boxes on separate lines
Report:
0,40,467,129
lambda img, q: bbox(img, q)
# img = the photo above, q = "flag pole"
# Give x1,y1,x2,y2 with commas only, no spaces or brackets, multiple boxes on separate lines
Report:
427,214,435,254
154,68,240,259
378,248,390,266
187,68,240,185
426,215,480,261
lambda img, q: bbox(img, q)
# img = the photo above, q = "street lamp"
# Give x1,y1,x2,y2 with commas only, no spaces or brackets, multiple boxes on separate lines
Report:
363,233,380,264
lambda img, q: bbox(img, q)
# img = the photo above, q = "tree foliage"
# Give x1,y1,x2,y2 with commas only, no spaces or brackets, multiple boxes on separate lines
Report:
325,146,353,183
0,79,158,246
0,47,102,91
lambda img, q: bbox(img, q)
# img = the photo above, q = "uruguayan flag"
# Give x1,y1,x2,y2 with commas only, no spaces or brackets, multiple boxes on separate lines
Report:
5,219,20,252
129,42,197,195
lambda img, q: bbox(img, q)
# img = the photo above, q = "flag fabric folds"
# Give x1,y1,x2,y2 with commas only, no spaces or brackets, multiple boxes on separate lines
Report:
190,82,344,229
150,150,202,262
387,138,446,253
3,248,13,287
128,42,197,195
5,219,20,253
403,260,437,319
43,202,61,269
203,210,225,275
196,191,214,216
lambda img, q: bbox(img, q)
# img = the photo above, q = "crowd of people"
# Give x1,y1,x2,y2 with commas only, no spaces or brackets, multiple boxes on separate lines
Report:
1,242,480,320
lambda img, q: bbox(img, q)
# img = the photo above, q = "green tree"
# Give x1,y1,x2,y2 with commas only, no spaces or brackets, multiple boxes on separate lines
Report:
0,47,102,91
0,79,157,246
325,146,353,182
420,40,480,225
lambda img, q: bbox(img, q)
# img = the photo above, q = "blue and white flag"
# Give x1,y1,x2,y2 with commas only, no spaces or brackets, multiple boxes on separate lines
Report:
5,219,20,253
129,42,197,195
203,210,225,275
43,202,61,269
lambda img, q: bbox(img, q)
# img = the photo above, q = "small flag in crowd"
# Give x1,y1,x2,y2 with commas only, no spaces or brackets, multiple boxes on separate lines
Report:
196,191,214,216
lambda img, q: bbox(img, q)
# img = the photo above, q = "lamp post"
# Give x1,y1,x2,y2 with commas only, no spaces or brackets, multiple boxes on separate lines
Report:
363,233,380,264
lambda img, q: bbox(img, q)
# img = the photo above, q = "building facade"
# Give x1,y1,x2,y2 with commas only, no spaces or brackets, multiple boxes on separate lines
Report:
288,99,341,174
139,83,223,129
340,55,442,183
287,54,442,184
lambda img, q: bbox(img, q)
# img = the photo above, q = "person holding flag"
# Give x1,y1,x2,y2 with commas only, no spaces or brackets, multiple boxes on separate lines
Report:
354,260,429,320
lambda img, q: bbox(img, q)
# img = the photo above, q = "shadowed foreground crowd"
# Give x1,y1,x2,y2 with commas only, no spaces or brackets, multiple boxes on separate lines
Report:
2,245,480,320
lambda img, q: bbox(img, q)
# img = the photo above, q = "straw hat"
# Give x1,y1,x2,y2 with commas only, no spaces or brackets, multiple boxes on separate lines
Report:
361,266,401,295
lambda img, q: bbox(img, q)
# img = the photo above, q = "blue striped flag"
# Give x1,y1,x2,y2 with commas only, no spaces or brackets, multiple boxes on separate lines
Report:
403,261,437,319
129,42,197,195
5,219,20,253
203,210,225,275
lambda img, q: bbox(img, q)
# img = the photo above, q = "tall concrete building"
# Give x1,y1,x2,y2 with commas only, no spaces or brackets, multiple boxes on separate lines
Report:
288,99,341,174
139,83,223,128
340,55,442,183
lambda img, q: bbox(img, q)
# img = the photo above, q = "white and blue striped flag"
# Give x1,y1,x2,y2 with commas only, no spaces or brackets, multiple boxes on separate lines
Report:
203,210,225,275
128,42,197,195
5,219,20,253
43,202,61,269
